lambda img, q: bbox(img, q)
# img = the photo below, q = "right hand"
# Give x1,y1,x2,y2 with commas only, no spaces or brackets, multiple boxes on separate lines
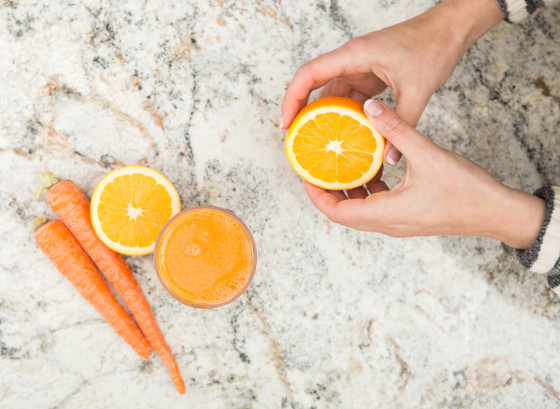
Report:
304,100,546,250
281,0,505,165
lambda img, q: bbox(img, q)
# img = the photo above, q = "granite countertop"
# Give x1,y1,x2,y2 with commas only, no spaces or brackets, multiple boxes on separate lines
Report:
1,1,560,408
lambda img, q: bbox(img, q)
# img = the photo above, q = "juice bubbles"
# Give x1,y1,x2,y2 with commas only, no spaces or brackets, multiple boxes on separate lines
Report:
154,206,256,308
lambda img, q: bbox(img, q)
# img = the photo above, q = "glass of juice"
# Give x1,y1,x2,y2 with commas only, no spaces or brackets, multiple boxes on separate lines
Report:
154,205,256,308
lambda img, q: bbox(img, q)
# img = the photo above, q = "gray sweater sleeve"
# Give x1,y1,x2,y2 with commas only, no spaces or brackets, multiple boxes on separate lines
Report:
497,0,559,22
516,186,560,293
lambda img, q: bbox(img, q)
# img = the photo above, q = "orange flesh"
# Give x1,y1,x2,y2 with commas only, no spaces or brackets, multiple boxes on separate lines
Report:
98,173,173,248
156,208,254,306
292,112,376,184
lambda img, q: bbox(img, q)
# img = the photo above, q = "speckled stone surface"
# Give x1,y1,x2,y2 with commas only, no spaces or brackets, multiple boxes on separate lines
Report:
1,1,560,408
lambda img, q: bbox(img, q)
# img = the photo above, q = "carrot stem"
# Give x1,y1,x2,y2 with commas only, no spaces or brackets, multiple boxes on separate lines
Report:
35,219,152,359
35,171,60,198
46,178,185,394
31,216,50,232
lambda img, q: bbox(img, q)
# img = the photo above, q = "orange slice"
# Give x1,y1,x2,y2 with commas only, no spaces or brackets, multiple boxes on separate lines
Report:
90,166,181,256
285,96,385,190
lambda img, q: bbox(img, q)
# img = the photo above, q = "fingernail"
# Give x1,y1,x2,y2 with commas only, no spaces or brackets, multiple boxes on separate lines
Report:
364,99,383,117
386,147,401,166
279,118,284,128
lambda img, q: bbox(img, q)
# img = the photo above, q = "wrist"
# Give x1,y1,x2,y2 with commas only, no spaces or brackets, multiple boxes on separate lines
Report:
483,186,546,249
428,0,505,56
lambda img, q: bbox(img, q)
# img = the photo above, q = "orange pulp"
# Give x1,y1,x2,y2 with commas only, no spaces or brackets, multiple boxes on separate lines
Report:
154,206,256,308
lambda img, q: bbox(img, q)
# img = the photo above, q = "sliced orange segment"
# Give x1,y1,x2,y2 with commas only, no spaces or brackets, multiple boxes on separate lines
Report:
285,96,385,190
90,166,181,255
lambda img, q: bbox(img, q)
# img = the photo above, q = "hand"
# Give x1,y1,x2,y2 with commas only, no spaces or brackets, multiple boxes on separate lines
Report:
305,100,546,250
281,0,505,165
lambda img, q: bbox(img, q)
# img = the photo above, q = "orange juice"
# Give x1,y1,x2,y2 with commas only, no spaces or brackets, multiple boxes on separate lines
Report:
154,206,256,308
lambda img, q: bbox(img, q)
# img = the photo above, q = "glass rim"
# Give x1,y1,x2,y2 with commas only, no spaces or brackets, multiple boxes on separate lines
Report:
153,205,257,309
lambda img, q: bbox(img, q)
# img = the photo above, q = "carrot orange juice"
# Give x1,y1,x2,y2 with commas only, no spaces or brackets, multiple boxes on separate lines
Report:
154,206,256,308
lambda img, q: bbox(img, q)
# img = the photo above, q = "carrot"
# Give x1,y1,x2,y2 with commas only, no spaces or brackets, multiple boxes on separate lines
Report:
34,218,152,359
40,173,185,394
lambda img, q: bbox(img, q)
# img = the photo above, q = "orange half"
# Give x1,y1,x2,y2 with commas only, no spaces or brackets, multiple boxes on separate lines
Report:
285,96,385,190
90,166,181,255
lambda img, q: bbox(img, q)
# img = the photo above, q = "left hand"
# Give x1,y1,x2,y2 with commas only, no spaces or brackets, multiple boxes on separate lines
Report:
281,0,505,166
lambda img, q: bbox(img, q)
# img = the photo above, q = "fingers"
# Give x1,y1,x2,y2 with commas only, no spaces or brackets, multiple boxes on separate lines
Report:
319,80,352,99
304,182,368,226
346,187,368,199
320,80,373,104
383,141,401,166
368,163,384,184
366,166,388,194
366,180,389,194
281,46,355,129
363,99,431,161
327,188,368,200
347,89,370,104
327,189,347,201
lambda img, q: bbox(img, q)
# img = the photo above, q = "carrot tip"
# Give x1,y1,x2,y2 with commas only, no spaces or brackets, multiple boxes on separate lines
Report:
139,345,152,359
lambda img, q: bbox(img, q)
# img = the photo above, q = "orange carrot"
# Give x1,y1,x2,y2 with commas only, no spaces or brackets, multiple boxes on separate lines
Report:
34,219,152,359
41,173,185,394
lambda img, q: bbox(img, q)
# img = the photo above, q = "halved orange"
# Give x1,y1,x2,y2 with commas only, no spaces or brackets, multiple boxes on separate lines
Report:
90,166,181,255
285,96,385,190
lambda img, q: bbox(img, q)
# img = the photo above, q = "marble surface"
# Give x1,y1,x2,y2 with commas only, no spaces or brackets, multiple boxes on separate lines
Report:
1,0,560,408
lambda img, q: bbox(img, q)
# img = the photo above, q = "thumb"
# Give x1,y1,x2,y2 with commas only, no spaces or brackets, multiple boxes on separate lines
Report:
363,99,430,160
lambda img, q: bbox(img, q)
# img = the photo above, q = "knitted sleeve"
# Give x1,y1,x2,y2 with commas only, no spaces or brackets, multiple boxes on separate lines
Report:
516,186,560,294
497,0,560,22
